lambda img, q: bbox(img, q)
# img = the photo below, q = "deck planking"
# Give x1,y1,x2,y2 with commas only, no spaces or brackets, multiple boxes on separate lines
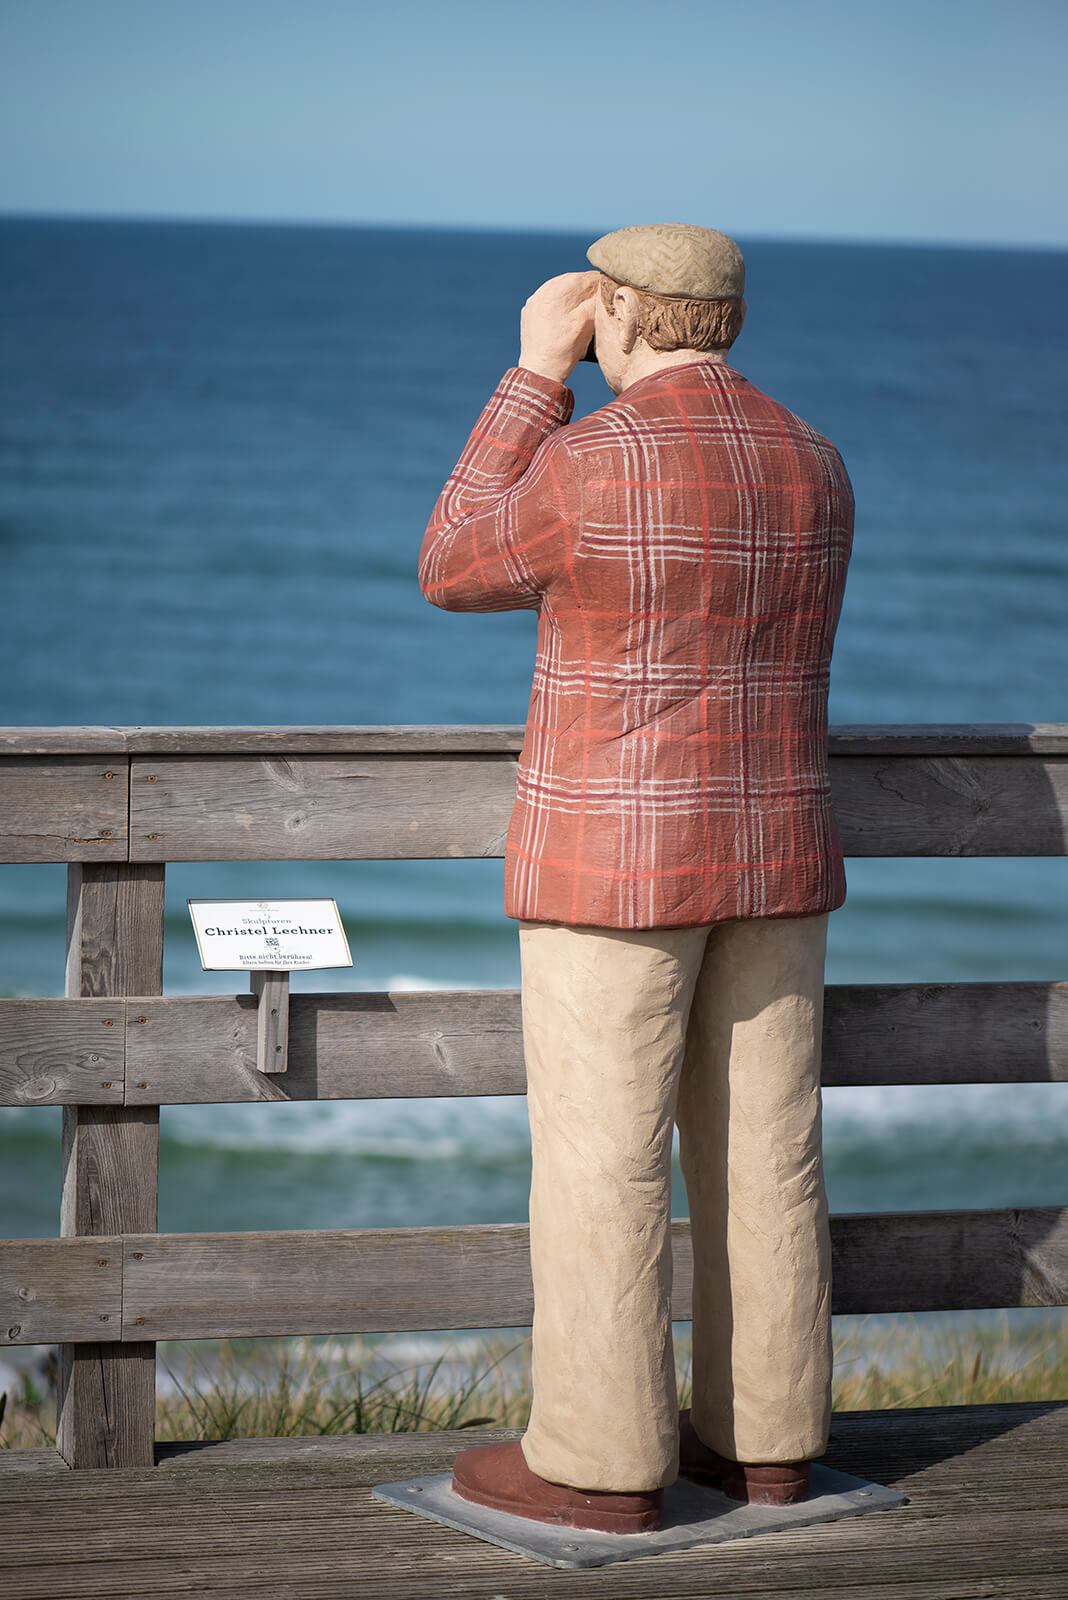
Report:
0,1402,1065,1599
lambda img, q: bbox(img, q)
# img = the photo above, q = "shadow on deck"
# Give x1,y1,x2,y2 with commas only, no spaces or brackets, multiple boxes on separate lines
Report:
1,1402,1065,1598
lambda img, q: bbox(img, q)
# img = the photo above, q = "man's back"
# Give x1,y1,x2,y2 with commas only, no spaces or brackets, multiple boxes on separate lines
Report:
422,358,853,929
508,360,853,927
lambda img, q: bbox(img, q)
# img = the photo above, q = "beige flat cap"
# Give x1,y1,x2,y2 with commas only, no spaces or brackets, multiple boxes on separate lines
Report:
587,223,745,300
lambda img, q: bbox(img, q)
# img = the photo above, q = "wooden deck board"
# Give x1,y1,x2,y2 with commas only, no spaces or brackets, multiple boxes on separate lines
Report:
0,1404,1064,1598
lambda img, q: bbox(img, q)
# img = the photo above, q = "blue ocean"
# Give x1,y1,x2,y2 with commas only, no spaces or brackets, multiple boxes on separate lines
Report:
1,216,1066,1260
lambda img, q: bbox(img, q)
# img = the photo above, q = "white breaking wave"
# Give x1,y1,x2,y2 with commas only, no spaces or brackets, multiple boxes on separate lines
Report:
158,1080,1068,1159
161,1093,531,1161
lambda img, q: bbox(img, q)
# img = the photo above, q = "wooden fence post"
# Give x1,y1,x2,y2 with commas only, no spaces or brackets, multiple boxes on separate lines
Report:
57,862,165,1468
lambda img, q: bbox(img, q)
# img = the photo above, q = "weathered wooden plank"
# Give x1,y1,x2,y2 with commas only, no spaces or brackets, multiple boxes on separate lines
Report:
0,726,528,755
112,1208,1068,1342
160,1430,526,1474
120,1224,538,1339
2,1536,1065,1600
57,863,165,1470
146,1399,1068,1485
63,864,167,1001
124,994,265,1102
3,722,1068,754
0,1447,67,1478
821,980,1068,1087
128,754,519,860
121,981,1068,1106
59,1104,161,1237
124,725,530,755
0,1239,121,1344
0,1549,1057,1600
830,1207,1068,1313
1,979,1060,1111
829,723,1068,755
831,754,1068,855
0,999,125,1106
0,727,131,755
124,989,525,1103
57,1103,162,1466
2,734,1066,864
126,751,1068,861
0,757,127,863
0,1499,982,1563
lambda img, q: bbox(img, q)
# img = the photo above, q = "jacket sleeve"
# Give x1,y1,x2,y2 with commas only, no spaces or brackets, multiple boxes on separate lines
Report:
418,367,576,612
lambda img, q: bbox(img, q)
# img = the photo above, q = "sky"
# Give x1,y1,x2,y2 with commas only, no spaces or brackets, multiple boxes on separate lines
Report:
1,0,1067,247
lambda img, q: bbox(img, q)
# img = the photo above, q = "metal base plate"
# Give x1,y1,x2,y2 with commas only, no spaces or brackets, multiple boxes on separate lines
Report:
372,1463,907,1569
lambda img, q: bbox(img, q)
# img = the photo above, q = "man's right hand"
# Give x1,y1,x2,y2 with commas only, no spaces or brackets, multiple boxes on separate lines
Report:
518,272,600,385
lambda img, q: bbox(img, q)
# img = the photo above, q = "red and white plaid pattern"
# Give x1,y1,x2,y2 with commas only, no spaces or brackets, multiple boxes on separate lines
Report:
420,362,854,929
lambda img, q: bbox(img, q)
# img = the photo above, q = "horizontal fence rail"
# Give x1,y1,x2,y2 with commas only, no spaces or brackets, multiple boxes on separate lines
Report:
3,1210,1068,1348
0,725,1065,1468
1,983,1067,1107
2,725,1067,863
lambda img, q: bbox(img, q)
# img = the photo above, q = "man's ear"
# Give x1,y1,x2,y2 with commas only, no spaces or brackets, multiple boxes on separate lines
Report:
612,285,642,354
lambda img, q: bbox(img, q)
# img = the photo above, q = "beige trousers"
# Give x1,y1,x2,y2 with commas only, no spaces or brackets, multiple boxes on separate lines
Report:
518,915,831,1493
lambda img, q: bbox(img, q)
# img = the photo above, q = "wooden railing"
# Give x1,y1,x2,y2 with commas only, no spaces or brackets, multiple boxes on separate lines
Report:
2,725,1067,1469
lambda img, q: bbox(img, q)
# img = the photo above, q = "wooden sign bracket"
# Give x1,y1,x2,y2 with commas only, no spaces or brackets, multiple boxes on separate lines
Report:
250,970,290,1074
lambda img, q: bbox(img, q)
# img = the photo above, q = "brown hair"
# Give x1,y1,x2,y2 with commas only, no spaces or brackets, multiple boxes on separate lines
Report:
599,274,746,352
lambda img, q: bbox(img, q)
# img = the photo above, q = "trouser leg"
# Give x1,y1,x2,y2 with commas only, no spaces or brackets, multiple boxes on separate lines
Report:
518,920,707,1492
677,914,832,1464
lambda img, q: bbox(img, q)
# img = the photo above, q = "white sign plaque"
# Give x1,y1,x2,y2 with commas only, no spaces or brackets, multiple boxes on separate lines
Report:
187,898,353,972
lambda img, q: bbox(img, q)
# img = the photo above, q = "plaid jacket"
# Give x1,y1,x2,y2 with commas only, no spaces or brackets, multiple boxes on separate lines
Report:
419,362,854,929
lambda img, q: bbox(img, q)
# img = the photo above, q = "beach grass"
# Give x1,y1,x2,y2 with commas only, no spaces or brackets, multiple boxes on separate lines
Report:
3,1315,1065,1450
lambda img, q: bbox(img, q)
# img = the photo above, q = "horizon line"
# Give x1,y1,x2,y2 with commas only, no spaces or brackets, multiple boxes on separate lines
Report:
1,206,1066,257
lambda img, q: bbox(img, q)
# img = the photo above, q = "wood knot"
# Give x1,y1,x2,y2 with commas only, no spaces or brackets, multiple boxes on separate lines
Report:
20,1078,57,1102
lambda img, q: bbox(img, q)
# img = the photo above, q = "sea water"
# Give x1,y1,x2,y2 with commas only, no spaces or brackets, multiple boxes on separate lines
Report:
1,218,1066,1264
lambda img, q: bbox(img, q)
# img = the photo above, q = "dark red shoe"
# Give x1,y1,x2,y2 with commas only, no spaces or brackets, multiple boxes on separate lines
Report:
678,1410,811,1506
451,1441,662,1534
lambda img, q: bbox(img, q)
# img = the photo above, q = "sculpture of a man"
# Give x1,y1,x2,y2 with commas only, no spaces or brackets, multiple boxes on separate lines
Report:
418,224,854,1534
